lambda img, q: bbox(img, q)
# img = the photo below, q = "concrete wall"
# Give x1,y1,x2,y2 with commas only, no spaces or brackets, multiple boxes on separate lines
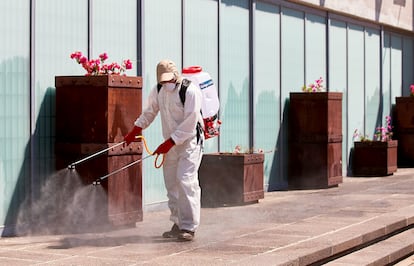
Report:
289,0,414,32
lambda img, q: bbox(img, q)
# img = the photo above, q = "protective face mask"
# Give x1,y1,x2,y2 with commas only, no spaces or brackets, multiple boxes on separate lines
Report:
163,82,176,91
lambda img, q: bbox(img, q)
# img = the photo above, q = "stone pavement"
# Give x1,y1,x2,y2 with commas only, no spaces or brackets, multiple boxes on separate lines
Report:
1,168,414,265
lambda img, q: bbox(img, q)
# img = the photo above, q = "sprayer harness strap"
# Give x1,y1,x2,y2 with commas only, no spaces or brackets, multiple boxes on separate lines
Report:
157,79,203,144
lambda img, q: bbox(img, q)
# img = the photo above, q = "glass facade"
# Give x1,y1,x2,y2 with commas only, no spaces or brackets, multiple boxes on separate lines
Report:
1,0,414,230
0,1,30,229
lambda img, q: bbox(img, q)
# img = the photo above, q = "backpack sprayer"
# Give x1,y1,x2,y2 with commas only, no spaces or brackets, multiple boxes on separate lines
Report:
182,66,221,139
67,136,163,186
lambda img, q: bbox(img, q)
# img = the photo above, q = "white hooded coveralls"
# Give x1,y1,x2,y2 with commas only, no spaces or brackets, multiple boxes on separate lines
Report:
134,80,204,232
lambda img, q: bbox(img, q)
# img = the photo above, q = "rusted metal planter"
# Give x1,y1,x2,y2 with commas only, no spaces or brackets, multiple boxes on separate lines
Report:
288,92,343,189
395,97,414,166
352,140,398,176
55,75,143,226
198,153,264,207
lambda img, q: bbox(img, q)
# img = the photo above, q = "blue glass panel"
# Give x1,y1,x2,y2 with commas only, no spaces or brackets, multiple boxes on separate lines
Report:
365,28,381,137
281,8,304,94
305,13,326,87
35,0,88,185
142,0,182,205
184,0,219,153
390,35,402,105
402,37,414,96
347,24,365,151
280,7,304,189
92,0,137,77
329,19,347,174
219,0,249,152
382,33,392,127
0,0,30,227
254,2,280,189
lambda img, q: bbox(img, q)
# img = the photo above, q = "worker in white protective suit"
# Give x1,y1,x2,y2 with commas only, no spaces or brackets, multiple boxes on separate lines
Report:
124,59,204,241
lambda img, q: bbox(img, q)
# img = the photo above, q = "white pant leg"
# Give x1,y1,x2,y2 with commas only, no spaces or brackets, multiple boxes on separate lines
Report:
176,137,203,231
162,136,203,232
162,151,179,226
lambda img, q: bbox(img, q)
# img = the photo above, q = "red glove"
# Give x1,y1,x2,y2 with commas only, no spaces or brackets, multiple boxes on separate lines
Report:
154,138,175,154
123,126,142,146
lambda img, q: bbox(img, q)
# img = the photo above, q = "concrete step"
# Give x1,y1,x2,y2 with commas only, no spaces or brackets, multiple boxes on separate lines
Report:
324,228,414,265
394,253,414,266
235,205,414,265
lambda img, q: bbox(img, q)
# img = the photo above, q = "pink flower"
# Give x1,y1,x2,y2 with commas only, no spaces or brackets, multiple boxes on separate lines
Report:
302,76,324,92
410,84,414,96
70,51,82,60
315,77,323,86
70,51,133,76
124,59,133,70
354,116,393,142
99,52,108,61
79,56,87,64
101,64,109,73
374,116,393,141
107,62,121,73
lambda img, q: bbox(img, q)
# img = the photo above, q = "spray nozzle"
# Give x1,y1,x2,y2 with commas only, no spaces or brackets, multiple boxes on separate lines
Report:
67,164,76,170
92,179,101,186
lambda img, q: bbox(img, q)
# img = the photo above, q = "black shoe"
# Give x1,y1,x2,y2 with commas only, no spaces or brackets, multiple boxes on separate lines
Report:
162,224,180,238
177,230,195,241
